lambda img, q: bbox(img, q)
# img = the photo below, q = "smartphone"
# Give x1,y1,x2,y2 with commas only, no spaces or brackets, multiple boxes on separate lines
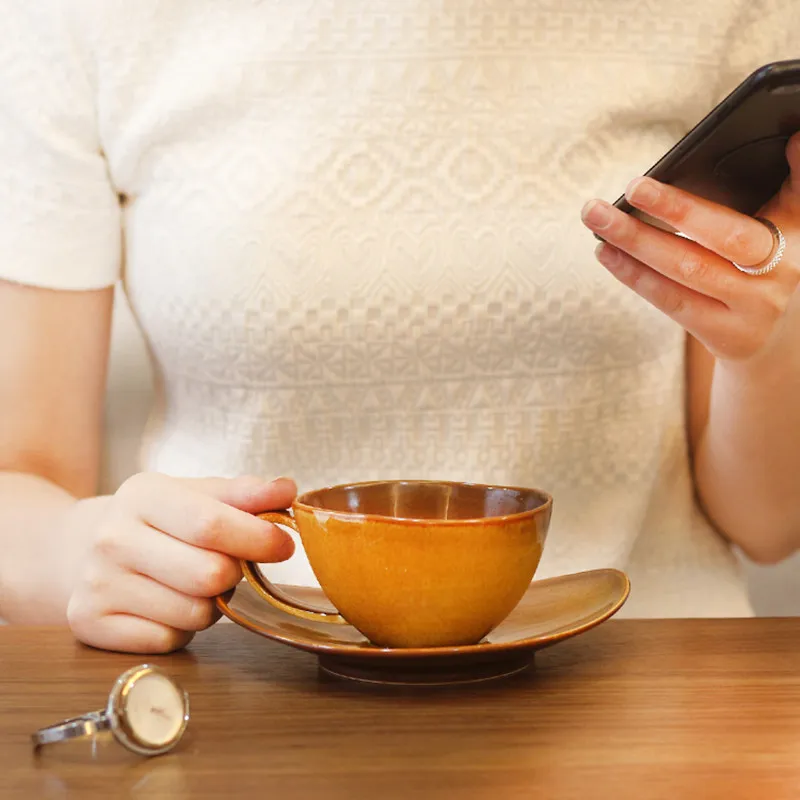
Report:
612,59,800,233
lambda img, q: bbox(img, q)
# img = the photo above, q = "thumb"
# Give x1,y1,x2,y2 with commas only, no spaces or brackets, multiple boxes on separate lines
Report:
782,133,800,203
177,475,298,514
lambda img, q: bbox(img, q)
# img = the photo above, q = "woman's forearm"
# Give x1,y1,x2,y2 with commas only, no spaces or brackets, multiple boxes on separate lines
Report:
694,316,800,563
0,471,107,623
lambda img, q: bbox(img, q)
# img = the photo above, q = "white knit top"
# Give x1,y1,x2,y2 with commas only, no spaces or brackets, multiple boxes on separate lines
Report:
1,0,795,616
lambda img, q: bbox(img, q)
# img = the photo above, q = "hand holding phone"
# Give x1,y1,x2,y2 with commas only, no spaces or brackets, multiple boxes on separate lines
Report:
580,59,800,369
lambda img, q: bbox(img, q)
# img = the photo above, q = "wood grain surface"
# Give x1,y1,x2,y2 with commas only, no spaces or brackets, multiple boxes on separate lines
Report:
2,619,799,800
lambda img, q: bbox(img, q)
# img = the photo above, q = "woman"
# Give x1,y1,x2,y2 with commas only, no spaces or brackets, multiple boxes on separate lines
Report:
1,1,798,653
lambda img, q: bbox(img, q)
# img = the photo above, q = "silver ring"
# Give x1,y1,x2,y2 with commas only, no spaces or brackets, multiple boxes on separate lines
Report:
732,217,786,276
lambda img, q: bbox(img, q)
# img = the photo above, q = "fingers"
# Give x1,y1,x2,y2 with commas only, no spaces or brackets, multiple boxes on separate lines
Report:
74,561,218,630
92,518,243,597
595,242,732,336
67,567,199,654
67,554,222,653
116,473,296,562
582,196,794,315
106,573,218,631
594,242,785,361
622,177,775,268
68,609,195,655
582,199,742,303
177,474,298,515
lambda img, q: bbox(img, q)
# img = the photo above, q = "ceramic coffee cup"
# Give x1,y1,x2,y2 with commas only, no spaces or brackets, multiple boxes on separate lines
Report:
238,480,553,649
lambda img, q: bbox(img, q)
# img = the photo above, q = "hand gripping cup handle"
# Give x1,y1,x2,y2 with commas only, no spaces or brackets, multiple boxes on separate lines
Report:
239,511,348,625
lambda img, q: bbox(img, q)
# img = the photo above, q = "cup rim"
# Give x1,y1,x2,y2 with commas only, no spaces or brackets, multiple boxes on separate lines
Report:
293,479,553,526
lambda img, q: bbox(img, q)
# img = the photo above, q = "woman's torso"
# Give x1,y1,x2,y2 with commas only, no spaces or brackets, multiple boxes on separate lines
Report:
82,0,788,613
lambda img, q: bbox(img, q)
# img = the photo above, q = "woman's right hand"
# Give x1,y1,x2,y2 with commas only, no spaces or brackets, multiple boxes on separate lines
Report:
66,473,296,654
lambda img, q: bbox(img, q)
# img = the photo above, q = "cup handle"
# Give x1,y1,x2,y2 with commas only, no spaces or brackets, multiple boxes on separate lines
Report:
239,511,348,625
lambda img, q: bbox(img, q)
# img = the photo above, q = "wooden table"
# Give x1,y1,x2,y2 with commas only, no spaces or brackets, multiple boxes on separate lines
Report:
2,619,800,800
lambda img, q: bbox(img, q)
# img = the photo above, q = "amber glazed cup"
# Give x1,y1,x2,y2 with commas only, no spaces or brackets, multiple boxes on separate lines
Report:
239,480,553,649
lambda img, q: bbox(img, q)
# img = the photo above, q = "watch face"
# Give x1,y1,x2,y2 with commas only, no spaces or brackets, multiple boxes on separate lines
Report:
114,667,188,753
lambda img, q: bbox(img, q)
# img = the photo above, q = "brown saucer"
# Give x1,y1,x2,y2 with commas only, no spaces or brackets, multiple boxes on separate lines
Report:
216,569,630,686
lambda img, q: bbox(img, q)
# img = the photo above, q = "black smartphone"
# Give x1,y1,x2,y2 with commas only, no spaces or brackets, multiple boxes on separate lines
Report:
612,59,800,233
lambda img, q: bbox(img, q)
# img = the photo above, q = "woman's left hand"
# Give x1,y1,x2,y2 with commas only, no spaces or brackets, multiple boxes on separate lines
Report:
580,133,800,364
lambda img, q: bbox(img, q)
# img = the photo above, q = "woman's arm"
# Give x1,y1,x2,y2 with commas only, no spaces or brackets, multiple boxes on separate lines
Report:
0,279,296,655
0,278,114,622
581,134,800,564
689,322,800,563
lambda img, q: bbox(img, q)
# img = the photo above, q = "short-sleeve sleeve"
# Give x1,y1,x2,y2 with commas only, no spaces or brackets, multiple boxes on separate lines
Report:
0,2,121,290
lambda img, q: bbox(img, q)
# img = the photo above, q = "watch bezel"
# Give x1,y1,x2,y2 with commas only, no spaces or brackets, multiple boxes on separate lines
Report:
106,664,190,756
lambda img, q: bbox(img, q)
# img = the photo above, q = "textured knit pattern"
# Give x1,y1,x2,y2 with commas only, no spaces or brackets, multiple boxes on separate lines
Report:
0,0,796,615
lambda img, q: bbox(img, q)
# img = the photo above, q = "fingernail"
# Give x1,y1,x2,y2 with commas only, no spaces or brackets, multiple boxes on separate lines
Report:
595,242,621,268
582,200,612,230
627,178,660,208
274,531,296,561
